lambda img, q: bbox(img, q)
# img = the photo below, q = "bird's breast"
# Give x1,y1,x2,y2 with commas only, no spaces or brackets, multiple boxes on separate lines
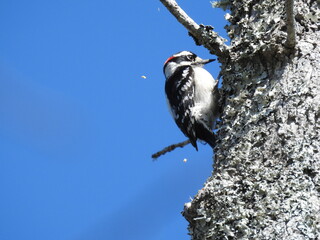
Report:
193,67,216,104
192,67,217,128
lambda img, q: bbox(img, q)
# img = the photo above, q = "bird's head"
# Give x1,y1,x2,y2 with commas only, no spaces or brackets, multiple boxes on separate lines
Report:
163,51,215,79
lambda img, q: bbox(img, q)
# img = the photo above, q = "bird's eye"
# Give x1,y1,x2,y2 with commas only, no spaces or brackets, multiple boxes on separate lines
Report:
187,55,194,61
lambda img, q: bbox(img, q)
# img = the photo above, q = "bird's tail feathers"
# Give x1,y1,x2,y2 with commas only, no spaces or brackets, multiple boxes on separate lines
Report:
195,123,216,149
189,139,198,151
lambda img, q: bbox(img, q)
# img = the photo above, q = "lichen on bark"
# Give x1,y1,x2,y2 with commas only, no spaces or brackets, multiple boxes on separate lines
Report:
181,0,320,239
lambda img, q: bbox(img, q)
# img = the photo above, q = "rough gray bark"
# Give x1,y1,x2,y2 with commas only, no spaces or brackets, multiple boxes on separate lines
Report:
161,0,320,239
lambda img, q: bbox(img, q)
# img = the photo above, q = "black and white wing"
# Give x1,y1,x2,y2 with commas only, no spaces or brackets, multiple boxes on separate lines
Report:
165,66,199,150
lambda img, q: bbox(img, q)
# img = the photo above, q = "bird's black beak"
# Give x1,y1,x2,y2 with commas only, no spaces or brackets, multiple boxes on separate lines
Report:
203,59,216,64
194,57,216,65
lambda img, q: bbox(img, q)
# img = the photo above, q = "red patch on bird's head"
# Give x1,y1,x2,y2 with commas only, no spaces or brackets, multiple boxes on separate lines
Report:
164,56,175,65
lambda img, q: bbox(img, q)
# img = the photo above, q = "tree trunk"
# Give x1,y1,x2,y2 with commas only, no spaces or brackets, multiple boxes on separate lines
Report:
182,0,320,239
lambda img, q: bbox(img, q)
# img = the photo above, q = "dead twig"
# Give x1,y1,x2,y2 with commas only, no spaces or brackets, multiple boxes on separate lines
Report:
285,0,296,49
152,140,191,160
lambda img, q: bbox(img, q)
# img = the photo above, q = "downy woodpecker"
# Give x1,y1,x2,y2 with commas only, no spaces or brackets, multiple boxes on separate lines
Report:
163,51,219,150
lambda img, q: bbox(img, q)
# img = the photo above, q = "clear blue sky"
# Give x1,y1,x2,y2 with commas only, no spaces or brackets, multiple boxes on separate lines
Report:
0,1,227,239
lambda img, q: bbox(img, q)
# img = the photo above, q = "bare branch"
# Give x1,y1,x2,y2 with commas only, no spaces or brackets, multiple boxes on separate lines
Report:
160,0,229,58
285,0,296,48
160,0,199,36
152,139,191,160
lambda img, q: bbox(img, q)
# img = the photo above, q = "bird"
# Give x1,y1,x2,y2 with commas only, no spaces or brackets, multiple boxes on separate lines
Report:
163,51,219,151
